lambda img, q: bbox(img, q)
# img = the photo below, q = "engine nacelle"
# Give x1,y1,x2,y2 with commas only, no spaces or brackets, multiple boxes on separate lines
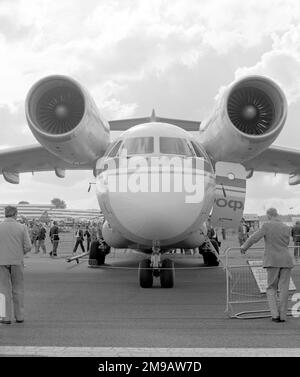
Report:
25,75,110,165
289,173,300,186
200,76,287,163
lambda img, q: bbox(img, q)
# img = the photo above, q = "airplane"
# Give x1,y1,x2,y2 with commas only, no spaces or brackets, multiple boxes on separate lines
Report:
1,74,300,288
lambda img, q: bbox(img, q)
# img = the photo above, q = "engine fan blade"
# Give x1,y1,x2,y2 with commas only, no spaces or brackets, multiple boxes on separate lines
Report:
36,86,84,134
227,87,274,135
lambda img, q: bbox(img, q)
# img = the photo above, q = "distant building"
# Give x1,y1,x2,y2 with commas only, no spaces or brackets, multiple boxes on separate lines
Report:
0,204,102,223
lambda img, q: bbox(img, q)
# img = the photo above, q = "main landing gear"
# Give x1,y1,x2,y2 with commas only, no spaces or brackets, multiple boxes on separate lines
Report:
138,245,175,288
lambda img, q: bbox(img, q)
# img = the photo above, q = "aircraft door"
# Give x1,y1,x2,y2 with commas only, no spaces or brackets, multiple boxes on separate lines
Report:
210,162,247,229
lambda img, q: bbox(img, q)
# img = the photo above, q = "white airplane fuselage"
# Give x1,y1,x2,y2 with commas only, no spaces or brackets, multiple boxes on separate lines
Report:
95,122,216,252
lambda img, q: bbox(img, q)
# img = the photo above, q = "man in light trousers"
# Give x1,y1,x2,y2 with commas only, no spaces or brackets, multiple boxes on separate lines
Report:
0,206,32,324
241,208,294,322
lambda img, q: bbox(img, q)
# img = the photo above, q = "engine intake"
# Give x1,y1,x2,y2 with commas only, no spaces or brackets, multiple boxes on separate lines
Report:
227,77,285,137
27,77,85,135
26,75,110,165
200,76,287,163
228,87,274,135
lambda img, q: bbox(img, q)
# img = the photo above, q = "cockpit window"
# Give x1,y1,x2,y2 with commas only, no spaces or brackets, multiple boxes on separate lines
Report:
121,137,154,155
159,137,194,157
107,140,122,158
190,141,206,158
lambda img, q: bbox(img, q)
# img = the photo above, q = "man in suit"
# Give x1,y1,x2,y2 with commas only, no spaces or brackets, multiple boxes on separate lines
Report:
0,206,32,324
241,208,294,322
49,221,60,257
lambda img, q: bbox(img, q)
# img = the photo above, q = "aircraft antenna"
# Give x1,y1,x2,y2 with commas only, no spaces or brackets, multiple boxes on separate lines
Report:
150,109,157,122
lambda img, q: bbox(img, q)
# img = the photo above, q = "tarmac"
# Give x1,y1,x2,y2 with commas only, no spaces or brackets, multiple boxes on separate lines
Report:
0,238,300,357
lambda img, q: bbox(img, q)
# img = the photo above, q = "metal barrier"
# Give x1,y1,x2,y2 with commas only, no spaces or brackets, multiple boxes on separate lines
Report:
225,246,300,319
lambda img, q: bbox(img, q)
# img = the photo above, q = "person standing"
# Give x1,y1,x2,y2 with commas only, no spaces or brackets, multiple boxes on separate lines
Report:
206,217,220,254
35,223,47,254
29,221,39,252
73,225,85,254
88,235,110,266
291,221,300,260
241,208,294,322
49,221,60,257
84,226,91,252
238,218,249,246
90,223,98,243
0,206,32,324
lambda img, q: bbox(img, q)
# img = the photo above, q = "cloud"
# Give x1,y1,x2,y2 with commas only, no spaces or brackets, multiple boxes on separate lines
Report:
235,48,300,106
245,172,300,214
1,0,299,108
0,104,36,146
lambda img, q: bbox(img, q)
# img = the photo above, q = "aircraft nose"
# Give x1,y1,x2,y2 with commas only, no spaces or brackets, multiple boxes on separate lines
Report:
107,190,205,243
97,157,211,245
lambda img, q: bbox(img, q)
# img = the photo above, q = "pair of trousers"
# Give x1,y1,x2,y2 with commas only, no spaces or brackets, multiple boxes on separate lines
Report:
73,239,85,253
266,267,292,320
86,238,91,251
36,239,46,253
0,265,24,321
51,240,59,255
294,242,300,258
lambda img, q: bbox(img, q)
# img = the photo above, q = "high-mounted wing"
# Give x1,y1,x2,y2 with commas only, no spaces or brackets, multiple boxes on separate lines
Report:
244,145,300,184
108,110,200,132
0,144,92,184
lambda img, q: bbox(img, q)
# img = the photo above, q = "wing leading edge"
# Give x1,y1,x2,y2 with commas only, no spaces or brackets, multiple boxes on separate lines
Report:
0,144,92,183
244,145,300,175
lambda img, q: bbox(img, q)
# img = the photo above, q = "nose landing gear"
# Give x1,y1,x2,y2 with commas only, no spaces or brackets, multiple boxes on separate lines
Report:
138,245,175,288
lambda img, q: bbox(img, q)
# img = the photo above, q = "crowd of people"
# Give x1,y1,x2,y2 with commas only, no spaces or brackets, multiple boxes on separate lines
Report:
0,206,109,325
25,220,103,258
0,204,299,325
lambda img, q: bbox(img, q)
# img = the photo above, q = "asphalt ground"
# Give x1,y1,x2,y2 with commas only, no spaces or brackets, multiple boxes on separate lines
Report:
0,234,300,356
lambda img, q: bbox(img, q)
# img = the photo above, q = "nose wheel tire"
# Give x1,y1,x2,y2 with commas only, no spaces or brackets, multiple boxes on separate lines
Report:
160,258,175,288
139,259,153,288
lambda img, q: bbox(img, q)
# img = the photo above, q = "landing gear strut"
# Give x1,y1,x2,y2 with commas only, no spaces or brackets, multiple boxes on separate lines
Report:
138,245,175,288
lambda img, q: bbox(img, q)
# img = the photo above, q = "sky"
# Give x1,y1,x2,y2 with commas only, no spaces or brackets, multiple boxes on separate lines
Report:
0,0,300,214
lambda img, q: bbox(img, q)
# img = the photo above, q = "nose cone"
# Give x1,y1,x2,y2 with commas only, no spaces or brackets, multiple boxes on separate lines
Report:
106,189,205,245
242,105,257,120
55,104,69,119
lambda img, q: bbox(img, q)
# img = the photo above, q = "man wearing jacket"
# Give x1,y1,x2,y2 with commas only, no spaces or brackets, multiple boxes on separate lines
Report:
35,223,47,254
49,221,60,257
0,206,32,324
241,208,294,322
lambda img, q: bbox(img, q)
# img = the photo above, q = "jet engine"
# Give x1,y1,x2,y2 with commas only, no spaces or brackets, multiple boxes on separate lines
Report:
25,75,110,165
200,76,287,163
